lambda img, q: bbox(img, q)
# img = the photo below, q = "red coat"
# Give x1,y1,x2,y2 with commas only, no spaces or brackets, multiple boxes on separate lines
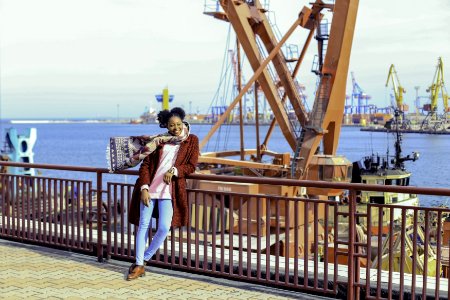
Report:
128,134,199,227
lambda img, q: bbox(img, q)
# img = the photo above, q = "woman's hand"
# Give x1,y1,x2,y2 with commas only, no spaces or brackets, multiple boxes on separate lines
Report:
163,171,174,184
141,189,150,207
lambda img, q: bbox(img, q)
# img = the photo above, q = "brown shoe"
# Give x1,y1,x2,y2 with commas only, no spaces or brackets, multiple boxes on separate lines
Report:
128,261,149,274
127,265,145,280
128,263,137,274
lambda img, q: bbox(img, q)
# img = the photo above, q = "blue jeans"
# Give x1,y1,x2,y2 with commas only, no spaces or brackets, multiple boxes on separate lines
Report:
135,199,173,265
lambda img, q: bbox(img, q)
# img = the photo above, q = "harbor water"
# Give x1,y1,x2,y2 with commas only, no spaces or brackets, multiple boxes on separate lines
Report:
1,121,448,207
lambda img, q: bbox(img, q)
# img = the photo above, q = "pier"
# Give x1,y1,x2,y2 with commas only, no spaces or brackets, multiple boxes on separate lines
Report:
361,125,450,135
1,161,449,299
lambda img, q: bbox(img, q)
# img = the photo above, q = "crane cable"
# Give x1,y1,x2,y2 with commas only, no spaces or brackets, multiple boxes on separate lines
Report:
204,24,232,152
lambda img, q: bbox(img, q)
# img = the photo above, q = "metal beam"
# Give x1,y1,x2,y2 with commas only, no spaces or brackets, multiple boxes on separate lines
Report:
262,26,316,149
255,8,309,126
222,0,298,150
199,7,302,151
297,0,360,178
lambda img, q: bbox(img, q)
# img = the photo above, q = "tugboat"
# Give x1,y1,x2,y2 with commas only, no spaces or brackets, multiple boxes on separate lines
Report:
351,109,420,233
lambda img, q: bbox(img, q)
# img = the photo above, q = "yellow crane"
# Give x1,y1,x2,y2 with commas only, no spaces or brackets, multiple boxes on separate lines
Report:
385,64,410,128
386,64,408,112
421,57,449,130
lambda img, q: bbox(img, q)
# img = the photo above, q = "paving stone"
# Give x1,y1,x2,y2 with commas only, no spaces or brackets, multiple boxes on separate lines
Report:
0,239,323,299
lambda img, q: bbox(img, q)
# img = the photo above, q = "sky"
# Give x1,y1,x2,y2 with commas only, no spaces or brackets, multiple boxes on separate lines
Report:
0,0,449,119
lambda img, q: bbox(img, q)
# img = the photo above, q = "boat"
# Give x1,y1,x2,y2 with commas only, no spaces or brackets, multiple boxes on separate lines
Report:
137,107,157,124
346,109,420,234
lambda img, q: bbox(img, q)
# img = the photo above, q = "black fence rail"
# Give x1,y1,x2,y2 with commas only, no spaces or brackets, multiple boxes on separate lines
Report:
0,161,449,300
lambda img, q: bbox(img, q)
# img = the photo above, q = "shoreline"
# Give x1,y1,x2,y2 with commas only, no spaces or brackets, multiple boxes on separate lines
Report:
8,119,128,124
7,119,364,127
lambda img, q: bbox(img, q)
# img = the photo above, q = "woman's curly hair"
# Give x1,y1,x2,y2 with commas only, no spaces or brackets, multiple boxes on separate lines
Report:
157,107,186,128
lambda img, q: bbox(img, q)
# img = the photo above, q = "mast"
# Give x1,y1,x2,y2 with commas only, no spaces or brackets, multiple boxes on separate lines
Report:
388,109,419,170
393,110,404,169
236,39,245,160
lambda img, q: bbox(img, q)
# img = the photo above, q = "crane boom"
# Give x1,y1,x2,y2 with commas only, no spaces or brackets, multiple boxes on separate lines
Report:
202,0,310,150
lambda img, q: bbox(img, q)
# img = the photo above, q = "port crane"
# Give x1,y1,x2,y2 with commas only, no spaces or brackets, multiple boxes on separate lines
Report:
350,71,372,115
421,57,449,131
385,64,411,128
202,0,359,184
198,0,359,264
385,64,408,112
413,86,429,115
347,71,378,125
180,1,440,284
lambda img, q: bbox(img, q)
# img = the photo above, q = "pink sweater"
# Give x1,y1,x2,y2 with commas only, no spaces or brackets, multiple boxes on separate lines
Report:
141,143,180,199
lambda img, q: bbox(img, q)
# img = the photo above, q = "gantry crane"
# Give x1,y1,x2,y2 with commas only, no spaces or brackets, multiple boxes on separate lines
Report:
421,57,449,131
351,71,371,115
349,71,376,125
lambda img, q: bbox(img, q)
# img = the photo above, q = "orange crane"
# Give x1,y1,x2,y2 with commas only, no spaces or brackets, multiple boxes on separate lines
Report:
202,0,359,183
199,0,359,264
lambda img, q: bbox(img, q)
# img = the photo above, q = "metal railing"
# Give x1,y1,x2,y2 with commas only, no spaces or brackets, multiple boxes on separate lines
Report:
0,161,449,299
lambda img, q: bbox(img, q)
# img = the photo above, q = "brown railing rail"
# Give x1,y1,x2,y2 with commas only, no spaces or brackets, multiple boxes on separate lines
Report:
0,161,449,299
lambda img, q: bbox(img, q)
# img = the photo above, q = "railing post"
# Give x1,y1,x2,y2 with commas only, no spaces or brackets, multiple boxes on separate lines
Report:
96,171,104,262
347,190,356,300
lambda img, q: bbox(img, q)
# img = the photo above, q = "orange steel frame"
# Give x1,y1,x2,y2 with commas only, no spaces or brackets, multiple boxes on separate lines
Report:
201,0,359,179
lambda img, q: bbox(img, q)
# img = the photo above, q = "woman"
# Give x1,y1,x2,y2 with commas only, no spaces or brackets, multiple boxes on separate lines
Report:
125,107,199,280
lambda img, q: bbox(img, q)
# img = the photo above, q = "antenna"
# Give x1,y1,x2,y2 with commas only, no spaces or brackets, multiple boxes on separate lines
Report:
370,132,374,155
386,127,390,166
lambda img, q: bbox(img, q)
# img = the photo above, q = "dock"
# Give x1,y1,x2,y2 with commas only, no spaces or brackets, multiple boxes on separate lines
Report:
1,161,450,299
1,216,448,299
360,126,450,134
